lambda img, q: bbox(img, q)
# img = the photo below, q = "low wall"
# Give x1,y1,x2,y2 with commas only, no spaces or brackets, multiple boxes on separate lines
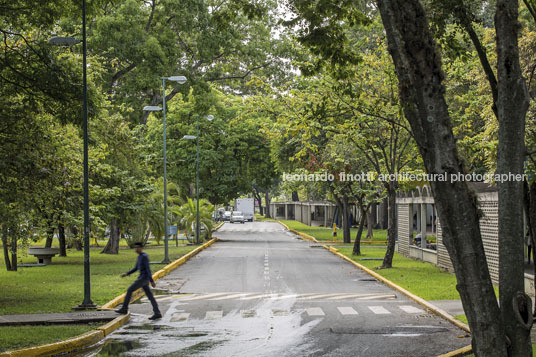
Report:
409,246,438,265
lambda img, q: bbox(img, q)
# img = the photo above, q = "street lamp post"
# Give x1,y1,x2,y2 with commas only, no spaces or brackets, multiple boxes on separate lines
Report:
79,0,94,309
183,115,213,244
49,0,95,309
143,75,186,264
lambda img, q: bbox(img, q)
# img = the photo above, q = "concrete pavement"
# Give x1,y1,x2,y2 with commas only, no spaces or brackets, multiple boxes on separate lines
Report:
92,221,470,356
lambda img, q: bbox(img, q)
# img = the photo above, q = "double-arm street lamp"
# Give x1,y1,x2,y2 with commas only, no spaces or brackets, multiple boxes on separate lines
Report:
144,76,187,264
182,115,214,244
49,0,95,309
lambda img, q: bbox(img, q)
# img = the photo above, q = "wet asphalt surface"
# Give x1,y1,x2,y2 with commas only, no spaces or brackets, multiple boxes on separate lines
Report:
87,222,470,357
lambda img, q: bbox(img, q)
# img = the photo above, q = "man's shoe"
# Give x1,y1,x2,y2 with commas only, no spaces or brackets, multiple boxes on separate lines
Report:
115,309,128,314
149,313,162,320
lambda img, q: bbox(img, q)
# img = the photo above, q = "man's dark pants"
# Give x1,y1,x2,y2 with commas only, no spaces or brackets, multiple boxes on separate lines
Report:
122,278,161,314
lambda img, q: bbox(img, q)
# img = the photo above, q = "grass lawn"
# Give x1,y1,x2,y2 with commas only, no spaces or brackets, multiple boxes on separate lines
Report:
0,244,197,352
0,324,99,352
0,245,197,314
254,213,275,221
336,246,462,300
279,219,387,242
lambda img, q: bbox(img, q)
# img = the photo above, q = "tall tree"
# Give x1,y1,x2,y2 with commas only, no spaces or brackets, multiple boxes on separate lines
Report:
287,0,531,354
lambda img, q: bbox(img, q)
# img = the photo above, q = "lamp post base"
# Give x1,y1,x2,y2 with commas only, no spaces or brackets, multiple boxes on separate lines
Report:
72,303,98,311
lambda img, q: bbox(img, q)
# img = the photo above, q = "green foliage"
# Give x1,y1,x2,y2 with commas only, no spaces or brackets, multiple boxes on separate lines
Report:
86,0,293,122
173,198,214,240
143,87,278,204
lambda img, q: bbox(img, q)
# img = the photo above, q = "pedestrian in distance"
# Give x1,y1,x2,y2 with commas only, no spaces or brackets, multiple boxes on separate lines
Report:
115,242,162,320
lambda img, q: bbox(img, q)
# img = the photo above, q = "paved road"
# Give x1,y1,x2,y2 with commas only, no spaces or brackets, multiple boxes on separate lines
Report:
92,222,470,357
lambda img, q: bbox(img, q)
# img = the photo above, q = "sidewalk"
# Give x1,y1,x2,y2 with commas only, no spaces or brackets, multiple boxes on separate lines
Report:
429,300,465,317
0,311,118,326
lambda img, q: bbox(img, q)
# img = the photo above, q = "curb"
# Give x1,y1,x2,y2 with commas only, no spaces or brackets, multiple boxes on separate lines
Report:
212,222,224,232
1,237,219,357
437,345,473,357
276,221,319,243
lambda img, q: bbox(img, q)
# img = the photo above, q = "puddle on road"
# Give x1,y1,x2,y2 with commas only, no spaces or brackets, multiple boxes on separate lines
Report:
160,340,227,357
96,339,143,356
161,332,209,338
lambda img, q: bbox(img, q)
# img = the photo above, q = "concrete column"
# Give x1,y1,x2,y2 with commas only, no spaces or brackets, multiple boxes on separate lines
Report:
415,204,420,234
421,203,427,250
284,204,288,220
324,205,328,227
408,204,414,249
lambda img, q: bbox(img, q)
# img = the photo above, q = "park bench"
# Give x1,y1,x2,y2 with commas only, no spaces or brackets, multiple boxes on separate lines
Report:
27,247,60,265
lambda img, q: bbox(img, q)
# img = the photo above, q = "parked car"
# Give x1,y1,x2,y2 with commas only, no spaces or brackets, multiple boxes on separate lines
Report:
230,211,245,224
223,211,232,221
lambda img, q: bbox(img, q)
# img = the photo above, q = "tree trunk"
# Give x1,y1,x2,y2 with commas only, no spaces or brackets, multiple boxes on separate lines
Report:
334,196,343,229
291,191,299,202
380,198,388,229
45,221,54,248
70,226,82,251
258,192,264,216
366,207,374,239
10,234,17,272
101,219,120,254
376,0,507,354
353,206,367,256
265,191,271,218
2,229,12,271
342,196,351,244
58,223,67,257
381,186,397,269
496,1,532,355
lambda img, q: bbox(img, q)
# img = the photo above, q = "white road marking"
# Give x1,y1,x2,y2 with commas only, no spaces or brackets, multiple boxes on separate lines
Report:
155,296,176,302
178,293,228,301
326,293,380,300
167,292,396,302
240,310,257,318
356,294,397,300
240,293,271,300
306,307,325,316
205,311,223,320
270,294,298,300
337,307,358,315
272,309,289,316
208,293,250,301
399,305,425,314
368,306,391,314
170,312,190,322
300,293,345,300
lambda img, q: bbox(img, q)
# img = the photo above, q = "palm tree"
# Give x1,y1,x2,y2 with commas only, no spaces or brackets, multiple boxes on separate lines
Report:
173,198,214,242
144,179,183,245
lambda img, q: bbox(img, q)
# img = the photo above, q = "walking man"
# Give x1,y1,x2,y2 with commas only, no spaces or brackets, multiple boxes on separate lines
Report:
115,242,162,320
